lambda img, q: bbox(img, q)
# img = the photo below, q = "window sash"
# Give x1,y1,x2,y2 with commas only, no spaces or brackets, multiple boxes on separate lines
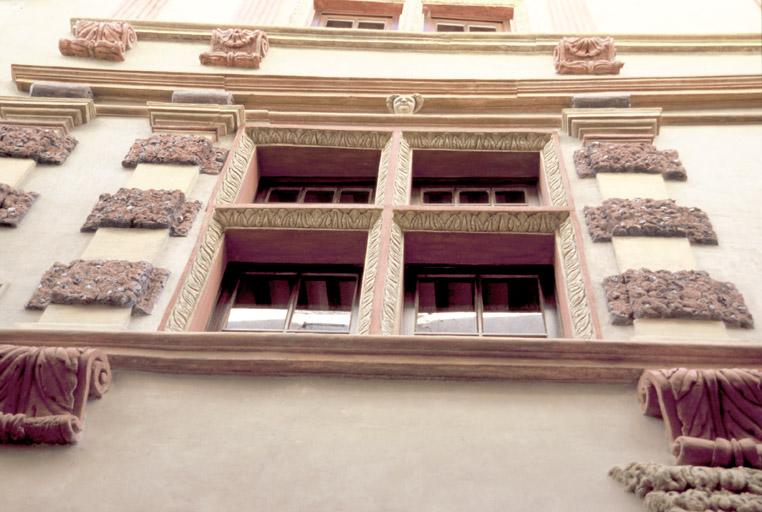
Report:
264,185,374,204
420,186,529,206
321,14,391,30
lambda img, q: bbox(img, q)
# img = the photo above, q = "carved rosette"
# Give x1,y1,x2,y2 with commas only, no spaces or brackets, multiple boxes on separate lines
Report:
59,20,137,62
122,134,229,174
553,37,624,75
0,184,39,226
0,124,77,164
0,345,112,444
574,142,686,180
200,28,269,69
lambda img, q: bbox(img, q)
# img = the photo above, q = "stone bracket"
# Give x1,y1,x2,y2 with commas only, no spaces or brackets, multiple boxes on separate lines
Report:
562,108,662,143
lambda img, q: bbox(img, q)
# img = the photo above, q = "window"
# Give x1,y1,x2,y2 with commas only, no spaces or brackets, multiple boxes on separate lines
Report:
212,265,361,333
420,185,528,205
410,269,547,337
258,181,375,204
433,19,503,32
320,14,391,29
423,3,513,32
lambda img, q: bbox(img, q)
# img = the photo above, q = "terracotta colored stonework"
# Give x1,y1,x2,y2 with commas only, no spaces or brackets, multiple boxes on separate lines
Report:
27,259,169,315
199,28,269,69
0,184,39,226
553,37,624,75
584,199,717,244
0,345,111,444
81,188,202,236
122,134,229,174
574,142,687,180
638,369,762,468
603,270,753,328
0,124,77,164
59,20,137,62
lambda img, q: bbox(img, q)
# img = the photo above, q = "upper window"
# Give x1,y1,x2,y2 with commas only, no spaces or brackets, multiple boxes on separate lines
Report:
257,180,375,205
313,0,402,30
423,3,513,32
433,19,504,32
320,14,392,29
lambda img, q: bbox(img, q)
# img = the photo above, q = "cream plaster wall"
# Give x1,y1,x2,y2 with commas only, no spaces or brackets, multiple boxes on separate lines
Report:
0,373,670,512
563,124,762,343
0,117,222,331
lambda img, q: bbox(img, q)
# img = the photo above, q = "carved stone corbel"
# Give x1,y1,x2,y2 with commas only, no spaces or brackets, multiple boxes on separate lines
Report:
0,345,112,444
59,20,137,62
386,94,424,115
553,36,624,75
199,28,269,69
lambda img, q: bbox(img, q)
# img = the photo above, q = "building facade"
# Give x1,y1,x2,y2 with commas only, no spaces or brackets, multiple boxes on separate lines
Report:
0,0,761,510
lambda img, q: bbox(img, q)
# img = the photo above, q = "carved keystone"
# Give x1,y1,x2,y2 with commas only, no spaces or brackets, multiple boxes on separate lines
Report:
82,188,202,236
59,20,137,62
603,269,753,327
0,124,77,164
574,142,686,180
0,345,111,444
0,184,39,226
554,36,624,75
199,28,269,69
122,133,229,174
27,259,169,315
584,199,717,244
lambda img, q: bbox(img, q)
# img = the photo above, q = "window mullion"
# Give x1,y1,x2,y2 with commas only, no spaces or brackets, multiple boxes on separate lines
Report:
284,275,301,332
475,276,484,335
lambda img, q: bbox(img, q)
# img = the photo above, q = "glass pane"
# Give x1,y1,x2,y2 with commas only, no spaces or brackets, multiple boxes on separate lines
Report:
469,25,498,32
267,188,300,203
226,275,295,330
339,189,372,204
437,24,465,32
325,19,353,28
458,190,490,204
494,189,527,204
289,275,356,332
422,190,453,204
303,189,336,203
358,21,385,30
416,278,477,334
482,278,545,336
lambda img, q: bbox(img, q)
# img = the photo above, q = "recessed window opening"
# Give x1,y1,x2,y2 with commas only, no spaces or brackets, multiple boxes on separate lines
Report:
321,14,391,29
434,19,502,32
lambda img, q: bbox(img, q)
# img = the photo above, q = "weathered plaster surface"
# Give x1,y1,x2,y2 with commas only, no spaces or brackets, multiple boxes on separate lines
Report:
0,374,668,512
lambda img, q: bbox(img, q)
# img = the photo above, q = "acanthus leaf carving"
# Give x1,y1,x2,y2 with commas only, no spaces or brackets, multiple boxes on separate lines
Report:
556,218,595,339
553,37,624,75
394,210,568,233
199,28,269,69
403,131,550,151
215,132,254,204
214,207,380,231
249,128,390,149
59,21,137,62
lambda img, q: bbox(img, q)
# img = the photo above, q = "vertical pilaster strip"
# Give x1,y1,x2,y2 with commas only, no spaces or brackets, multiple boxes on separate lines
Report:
556,218,595,339
357,217,383,334
381,221,405,335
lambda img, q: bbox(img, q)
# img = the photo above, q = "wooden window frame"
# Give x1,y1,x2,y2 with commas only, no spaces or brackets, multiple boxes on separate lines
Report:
419,185,530,206
431,18,506,33
262,184,375,205
317,13,396,30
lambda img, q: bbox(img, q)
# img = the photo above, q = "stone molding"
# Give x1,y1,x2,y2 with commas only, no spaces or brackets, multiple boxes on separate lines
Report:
81,188,202,237
604,270,753,328
394,209,568,233
542,139,568,208
0,96,96,133
556,218,596,339
60,20,137,62
249,127,390,149
0,184,39,226
610,463,762,511
171,89,233,105
147,102,245,139
215,132,255,205
554,36,624,75
382,221,405,335
0,124,78,164
30,82,94,99
386,94,424,115
574,142,685,180
27,259,169,315
562,108,662,142
571,92,630,108
392,137,412,206
584,199,717,244
0,345,111,444
357,218,383,335
214,206,381,230
374,138,394,206
122,133,229,175
638,368,762,468
199,28,269,69
403,131,550,151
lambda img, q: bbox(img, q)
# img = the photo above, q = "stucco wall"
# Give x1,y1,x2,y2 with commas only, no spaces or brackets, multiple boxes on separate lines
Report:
0,373,670,512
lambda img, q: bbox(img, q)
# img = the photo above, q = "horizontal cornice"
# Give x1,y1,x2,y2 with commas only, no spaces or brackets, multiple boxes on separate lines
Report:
70,18,762,53
2,329,761,381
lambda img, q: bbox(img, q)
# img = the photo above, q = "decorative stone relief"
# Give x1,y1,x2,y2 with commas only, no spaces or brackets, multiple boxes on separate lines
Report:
199,28,269,69
81,188,201,237
584,199,717,244
604,270,753,327
574,142,686,180
59,20,137,62
249,127,390,149
394,210,568,233
382,221,405,335
404,131,550,152
392,137,412,206
0,345,111,444
122,134,229,175
0,124,77,164
542,139,568,208
386,94,424,115
214,207,380,231
609,463,762,511
215,132,255,204
639,368,762,468
556,218,596,339
553,36,624,75
357,217,384,335
374,138,394,206
0,184,38,226
27,259,169,315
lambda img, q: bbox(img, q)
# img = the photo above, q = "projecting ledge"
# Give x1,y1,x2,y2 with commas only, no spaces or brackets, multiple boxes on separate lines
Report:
0,330,759,382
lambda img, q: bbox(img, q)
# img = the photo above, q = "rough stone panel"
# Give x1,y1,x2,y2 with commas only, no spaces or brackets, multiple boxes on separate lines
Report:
121,134,228,174
574,142,687,180
27,259,169,315
30,81,94,99
553,37,624,75
171,89,233,105
584,199,717,244
603,269,753,328
81,187,201,237
0,125,77,164
0,184,39,226
571,92,631,108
